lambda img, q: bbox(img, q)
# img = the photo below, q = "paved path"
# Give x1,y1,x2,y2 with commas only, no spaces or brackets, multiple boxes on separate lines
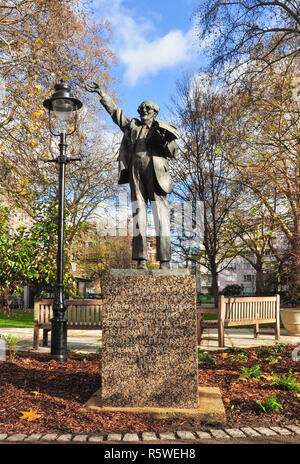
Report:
1,326,300,353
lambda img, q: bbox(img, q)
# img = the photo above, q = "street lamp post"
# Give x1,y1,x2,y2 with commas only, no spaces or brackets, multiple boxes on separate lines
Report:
43,80,82,362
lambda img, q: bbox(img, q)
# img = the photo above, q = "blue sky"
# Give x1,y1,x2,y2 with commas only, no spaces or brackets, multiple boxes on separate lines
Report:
91,0,208,125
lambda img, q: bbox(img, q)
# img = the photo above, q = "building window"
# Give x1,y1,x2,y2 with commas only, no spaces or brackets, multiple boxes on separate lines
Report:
226,262,236,270
244,274,253,282
226,274,237,282
243,262,253,270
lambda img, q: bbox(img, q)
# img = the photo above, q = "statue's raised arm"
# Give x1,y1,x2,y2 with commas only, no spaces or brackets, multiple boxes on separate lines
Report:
85,81,130,131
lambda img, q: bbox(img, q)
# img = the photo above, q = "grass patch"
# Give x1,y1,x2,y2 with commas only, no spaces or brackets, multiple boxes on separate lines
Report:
0,309,34,328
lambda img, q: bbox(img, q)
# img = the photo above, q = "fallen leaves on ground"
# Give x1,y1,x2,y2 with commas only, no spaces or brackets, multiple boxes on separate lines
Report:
20,408,41,422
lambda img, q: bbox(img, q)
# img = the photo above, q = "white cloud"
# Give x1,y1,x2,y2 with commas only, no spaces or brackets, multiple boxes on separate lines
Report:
92,0,197,86
123,29,195,86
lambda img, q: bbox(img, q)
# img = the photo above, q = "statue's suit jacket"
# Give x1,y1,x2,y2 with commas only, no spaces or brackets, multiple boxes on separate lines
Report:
100,94,179,195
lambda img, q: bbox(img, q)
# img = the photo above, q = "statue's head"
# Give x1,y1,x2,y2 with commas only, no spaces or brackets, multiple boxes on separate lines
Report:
137,100,160,124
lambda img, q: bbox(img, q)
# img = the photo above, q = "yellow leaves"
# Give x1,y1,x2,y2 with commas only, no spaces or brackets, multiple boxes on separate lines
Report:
32,109,44,119
29,140,38,148
34,38,43,46
261,374,273,382
20,408,41,422
31,391,41,397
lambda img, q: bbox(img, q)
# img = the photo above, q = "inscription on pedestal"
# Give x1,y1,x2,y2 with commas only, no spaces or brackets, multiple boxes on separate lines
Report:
101,271,199,408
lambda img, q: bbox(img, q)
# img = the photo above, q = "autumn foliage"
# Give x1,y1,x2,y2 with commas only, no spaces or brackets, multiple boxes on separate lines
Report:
0,0,116,209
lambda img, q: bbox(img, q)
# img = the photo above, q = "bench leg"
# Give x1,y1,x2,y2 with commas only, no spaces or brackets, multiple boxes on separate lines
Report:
33,326,39,350
198,326,204,345
275,318,280,340
218,321,225,347
254,323,259,338
43,329,50,347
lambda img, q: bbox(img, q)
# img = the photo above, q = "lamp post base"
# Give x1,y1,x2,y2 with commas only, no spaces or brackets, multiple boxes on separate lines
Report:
50,316,68,362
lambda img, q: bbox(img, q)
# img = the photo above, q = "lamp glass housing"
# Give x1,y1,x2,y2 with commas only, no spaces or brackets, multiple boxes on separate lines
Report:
52,98,74,121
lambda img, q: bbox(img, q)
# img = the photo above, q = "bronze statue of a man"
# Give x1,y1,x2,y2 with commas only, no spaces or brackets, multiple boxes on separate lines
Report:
86,82,179,269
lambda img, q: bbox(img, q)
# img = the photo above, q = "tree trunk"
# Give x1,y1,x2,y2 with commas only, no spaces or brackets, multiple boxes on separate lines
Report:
211,264,219,308
255,260,264,297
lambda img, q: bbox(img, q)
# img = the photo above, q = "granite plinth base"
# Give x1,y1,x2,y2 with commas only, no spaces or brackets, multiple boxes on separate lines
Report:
84,386,227,425
101,270,199,409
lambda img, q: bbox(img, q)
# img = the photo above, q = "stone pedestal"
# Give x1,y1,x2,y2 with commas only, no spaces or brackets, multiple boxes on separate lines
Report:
100,269,199,409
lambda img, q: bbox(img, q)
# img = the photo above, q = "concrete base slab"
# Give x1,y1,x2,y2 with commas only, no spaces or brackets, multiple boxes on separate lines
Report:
84,386,226,425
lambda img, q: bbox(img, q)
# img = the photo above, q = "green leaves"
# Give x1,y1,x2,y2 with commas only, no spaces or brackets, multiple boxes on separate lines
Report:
238,364,262,381
0,201,74,299
257,394,283,414
272,370,300,393
198,349,216,365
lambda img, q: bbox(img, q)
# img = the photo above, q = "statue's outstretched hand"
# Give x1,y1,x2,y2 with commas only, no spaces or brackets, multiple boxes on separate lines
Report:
85,81,105,97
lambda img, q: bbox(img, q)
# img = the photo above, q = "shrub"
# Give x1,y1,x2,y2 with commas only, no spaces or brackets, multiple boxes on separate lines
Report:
2,334,19,360
198,349,216,365
221,284,243,297
272,370,300,392
257,394,283,413
239,364,261,380
272,343,286,353
257,346,273,356
265,356,279,364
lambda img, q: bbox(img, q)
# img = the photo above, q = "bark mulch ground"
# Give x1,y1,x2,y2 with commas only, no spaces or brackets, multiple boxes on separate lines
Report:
0,344,299,434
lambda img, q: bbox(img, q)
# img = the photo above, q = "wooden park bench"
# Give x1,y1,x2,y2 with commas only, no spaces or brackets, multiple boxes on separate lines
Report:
197,295,280,347
33,299,104,349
